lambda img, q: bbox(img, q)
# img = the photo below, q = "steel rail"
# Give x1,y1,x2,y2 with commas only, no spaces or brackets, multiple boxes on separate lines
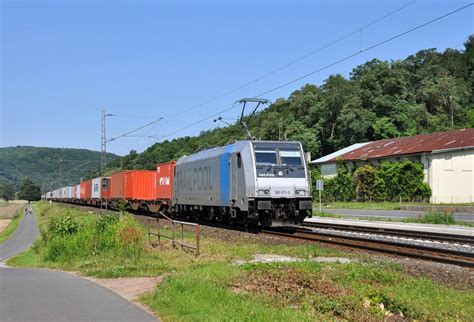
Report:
302,222,474,245
260,229,474,268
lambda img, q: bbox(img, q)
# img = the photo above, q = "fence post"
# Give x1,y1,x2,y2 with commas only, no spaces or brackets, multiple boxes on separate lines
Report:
181,224,184,251
157,217,161,245
196,224,200,256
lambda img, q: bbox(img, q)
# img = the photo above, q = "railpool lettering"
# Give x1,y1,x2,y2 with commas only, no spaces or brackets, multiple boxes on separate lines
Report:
178,165,213,191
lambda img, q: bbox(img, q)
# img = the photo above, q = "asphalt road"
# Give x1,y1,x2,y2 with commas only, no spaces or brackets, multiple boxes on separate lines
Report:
0,211,157,322
319,208,474,223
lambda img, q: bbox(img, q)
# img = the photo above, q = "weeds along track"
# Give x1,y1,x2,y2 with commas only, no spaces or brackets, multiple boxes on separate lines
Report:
261,226,474,268
53,202,474,267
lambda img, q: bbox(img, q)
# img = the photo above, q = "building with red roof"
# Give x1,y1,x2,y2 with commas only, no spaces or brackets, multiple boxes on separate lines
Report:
312,128,474,203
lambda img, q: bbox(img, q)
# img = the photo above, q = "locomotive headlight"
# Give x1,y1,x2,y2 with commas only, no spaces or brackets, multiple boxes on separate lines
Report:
294,190,307,196
257,190,270,196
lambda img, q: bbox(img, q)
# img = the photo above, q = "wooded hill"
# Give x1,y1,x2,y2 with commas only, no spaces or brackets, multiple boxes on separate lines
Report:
0,146,118,192
110,35,474,171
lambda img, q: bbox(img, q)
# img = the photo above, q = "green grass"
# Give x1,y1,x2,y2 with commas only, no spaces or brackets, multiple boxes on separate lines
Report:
311,211,343,219
8,202,169,277
9,202,474,321
0,207,24,243
141,259,474,321
312,207,473,227
402,211,474,226
321,201,474,210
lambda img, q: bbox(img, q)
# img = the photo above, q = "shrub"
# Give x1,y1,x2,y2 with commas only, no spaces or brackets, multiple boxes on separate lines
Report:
353,164,376,201
48,213,81,237
407,212,456,225
116,215,145,263
95,213,120,233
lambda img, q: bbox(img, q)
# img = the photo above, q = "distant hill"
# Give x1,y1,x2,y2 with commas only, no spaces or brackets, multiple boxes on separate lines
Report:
0,146,119,192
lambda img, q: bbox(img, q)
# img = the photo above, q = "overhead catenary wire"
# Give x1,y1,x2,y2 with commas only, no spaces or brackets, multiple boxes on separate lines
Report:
115,1,416,151
164,0,416,119
107,116,165,143
254,2,474,98
155,2,473,141
48,160,92,189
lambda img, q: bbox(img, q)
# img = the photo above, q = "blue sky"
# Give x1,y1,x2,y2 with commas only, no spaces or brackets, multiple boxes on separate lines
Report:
1,0,472,156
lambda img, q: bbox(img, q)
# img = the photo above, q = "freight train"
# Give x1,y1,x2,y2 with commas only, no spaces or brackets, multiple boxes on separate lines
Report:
44,140,312,226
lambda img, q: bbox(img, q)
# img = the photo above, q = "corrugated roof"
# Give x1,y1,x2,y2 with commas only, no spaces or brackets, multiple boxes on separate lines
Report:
311,142,370,164
322,128,474,163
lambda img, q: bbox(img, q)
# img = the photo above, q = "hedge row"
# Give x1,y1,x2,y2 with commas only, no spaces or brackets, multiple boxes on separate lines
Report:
313,160,431,203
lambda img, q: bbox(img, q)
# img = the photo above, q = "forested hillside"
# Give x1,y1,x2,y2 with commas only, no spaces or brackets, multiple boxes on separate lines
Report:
110,36,474,171
0,146,118,192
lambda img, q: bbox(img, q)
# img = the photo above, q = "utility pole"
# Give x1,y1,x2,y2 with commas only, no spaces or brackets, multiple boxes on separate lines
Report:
101,109,114,211
59,158,63,189
101,109,107,180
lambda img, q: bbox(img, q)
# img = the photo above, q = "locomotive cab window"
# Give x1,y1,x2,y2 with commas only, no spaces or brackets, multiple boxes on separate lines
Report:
279,150,302,166
255,150,277,166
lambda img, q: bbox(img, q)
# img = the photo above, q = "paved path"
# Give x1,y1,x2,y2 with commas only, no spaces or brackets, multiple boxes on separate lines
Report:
319,208,474,223
0,211,157,322
0,211,38,262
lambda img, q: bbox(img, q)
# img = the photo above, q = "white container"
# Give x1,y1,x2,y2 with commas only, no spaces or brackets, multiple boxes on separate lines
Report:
67,186,73,198
92,177,102,199
76,184,81,199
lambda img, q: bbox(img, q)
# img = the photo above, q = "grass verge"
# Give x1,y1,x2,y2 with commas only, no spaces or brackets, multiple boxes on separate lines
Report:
403,212,474,226
0,207,24,243
321,201,474,210
8,202,474,321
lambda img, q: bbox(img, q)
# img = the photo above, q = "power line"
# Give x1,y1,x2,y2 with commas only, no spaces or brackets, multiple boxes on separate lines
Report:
164,0,416,119
48,160,92,189
155,2,473,141
108,117,165,142
111,114,162,118
113,1,416,152
254,2,473,98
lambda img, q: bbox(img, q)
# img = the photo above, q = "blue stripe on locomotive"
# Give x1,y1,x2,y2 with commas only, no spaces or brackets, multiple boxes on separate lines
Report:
219,144,233,206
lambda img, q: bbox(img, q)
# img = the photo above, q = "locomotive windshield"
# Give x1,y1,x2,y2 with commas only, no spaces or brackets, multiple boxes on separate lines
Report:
279,150,302,166
255,150,278,166
253,142,306,178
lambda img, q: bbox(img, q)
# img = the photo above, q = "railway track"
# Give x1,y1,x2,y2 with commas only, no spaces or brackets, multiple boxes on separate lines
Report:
260,226,474,268
303,221,474,245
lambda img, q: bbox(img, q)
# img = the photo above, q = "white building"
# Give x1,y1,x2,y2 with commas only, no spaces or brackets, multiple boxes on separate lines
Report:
312,128,474,204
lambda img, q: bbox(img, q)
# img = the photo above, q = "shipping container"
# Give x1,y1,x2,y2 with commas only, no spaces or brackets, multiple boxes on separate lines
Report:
80,179,92,199
91,177,101,199
124,170,156,200
111,171,127,199
102,177,111,199
61,187,68,199
156,161,176,200
67,186,74,199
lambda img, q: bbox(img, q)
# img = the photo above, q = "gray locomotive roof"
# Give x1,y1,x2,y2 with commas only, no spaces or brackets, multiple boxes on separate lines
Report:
176,140,302,165
176,140,249,165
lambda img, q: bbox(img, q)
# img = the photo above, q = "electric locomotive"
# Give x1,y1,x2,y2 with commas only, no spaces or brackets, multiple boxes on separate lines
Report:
172,140,312,226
